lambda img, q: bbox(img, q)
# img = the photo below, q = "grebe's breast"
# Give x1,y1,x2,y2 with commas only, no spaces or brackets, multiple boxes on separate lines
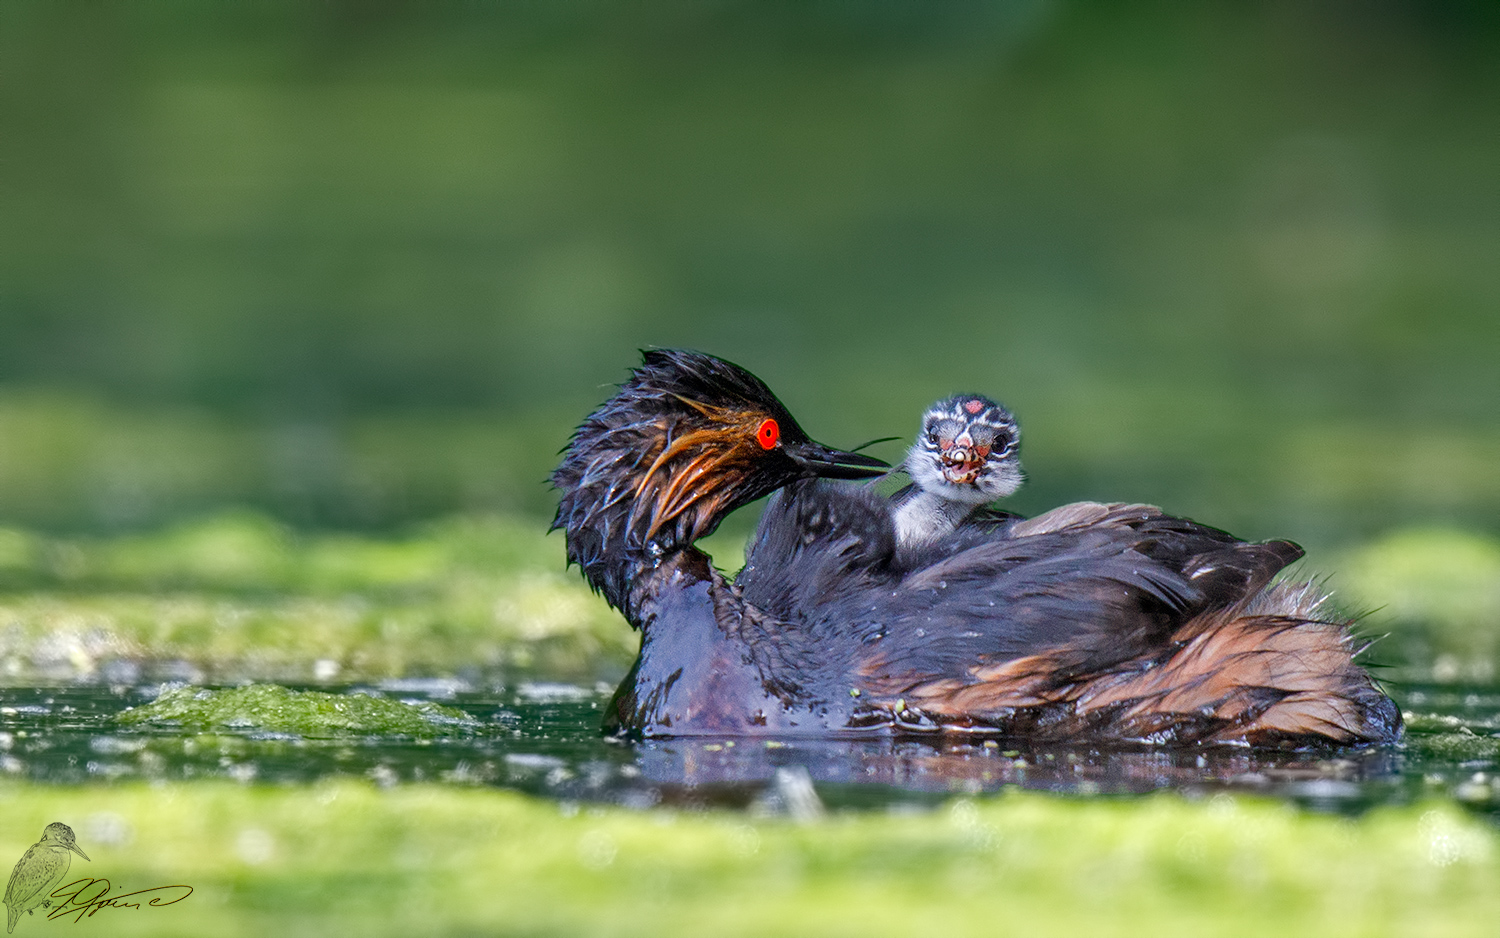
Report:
605,552,860,737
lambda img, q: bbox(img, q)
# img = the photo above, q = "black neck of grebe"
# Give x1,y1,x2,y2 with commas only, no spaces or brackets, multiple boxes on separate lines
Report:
551,472,712,621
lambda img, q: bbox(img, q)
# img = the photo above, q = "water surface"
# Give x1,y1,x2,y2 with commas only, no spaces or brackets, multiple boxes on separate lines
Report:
2,682,1495,820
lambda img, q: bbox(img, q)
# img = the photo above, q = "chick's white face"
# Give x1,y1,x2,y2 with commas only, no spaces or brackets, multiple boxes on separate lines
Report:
905,395,1022,506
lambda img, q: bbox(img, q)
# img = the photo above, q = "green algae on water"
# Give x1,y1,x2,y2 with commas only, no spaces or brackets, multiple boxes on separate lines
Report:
0,511,636,684
117,684,476,737
1,782,1497,938
1401,712,1500,762
1407,729,1500,763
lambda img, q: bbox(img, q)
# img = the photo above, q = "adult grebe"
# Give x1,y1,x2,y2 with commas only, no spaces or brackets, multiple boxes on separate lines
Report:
553,350,1400,746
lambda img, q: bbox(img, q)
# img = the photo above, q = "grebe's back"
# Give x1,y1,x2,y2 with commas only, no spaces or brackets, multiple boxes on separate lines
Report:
740,482,1399,746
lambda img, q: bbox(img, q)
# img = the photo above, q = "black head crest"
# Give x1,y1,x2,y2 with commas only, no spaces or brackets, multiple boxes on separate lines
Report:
551,349,885,613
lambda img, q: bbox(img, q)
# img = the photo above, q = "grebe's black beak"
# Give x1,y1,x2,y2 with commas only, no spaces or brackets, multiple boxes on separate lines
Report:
785,440,890,480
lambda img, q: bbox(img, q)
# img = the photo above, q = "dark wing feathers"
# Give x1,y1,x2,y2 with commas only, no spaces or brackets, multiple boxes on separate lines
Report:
733,474,1394,745
1180,539,1305,610
737,479,895,622
739,484,1305,684
859,538,1197,686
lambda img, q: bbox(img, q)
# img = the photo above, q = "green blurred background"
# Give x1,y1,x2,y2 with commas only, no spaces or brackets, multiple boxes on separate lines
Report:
1,0,1496,550
2,10,1499,932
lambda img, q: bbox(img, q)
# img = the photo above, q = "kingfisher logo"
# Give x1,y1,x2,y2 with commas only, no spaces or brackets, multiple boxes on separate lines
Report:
3,823,190,931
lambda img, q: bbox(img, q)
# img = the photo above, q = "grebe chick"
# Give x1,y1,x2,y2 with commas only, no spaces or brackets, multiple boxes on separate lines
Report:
892,394,1022,548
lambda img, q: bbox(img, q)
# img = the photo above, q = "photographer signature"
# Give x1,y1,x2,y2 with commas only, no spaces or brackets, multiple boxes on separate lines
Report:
5,822,191,932
45,879,192,924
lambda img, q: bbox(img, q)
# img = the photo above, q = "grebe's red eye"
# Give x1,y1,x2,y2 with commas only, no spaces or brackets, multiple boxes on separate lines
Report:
756,418,780,450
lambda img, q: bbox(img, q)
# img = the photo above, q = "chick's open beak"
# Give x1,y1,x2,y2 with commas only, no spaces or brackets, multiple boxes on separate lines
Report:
785,440,889,480
940,446,984,484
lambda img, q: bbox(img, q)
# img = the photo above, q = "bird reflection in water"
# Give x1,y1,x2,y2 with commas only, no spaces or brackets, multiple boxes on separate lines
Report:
618,738,1397,810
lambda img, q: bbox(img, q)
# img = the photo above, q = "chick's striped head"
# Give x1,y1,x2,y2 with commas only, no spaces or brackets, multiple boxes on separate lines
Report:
906,394,1023,506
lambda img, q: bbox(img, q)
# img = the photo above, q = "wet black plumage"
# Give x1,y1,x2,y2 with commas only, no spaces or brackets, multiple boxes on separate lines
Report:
552,350,1401,746
551,349,885,616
